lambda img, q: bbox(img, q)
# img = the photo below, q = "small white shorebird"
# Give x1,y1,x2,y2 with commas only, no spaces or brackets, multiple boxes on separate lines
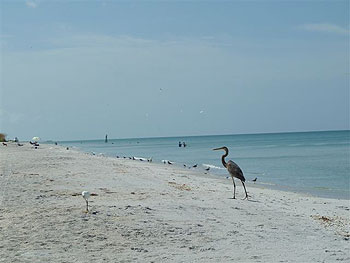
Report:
82,191,91,212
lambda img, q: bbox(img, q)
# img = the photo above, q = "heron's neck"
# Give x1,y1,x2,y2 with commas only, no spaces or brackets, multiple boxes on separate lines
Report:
221,151,228,168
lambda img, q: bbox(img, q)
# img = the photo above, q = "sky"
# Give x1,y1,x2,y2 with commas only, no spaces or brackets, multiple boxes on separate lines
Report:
0,0,349,141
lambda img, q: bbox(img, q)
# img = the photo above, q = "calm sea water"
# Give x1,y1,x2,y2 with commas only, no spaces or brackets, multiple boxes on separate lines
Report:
59,130,350,199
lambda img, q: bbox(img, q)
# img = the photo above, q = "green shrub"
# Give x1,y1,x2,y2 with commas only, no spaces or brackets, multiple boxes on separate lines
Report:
0,133,6,142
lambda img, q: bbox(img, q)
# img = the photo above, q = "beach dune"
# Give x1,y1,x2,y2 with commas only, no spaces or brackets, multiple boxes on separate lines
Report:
0,143,349,262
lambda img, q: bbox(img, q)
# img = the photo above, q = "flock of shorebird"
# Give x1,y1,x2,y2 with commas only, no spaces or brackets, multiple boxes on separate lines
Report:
82,146,250,211
115,156,153,162
115,154,212,172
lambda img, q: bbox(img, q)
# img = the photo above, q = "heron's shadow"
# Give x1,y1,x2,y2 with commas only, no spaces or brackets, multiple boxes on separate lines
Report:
247,199,260,203
227,197,260,203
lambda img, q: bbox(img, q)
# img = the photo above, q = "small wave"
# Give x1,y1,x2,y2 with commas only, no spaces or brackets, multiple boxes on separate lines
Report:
255,182,276,186
202,164,225,170
162,160,175,164
312,143,330,146
313,186,331,190
134,157,150,161
262,144,277,148
246,171,266,176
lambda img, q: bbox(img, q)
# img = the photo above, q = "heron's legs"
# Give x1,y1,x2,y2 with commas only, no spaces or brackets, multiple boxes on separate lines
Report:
241,181,248,200
231,176,236,199
85,200,89,212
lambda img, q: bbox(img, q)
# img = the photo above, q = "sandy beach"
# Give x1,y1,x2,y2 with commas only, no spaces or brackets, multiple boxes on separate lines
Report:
0,143,349,262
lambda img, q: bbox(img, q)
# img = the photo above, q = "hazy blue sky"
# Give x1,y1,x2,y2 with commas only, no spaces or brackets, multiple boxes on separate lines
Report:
1,0,349,141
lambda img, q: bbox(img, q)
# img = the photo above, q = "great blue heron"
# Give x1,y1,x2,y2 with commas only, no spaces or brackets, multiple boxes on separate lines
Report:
213,146,248,200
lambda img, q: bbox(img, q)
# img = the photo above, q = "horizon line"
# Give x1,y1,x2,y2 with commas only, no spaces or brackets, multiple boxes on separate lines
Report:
56,129,350,143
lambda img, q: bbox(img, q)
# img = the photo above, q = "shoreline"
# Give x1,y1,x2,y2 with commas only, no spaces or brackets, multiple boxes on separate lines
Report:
52,142,350,201
1,143,349,262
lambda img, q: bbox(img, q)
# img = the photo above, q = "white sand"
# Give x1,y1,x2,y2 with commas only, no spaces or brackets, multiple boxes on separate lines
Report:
0,143,349,262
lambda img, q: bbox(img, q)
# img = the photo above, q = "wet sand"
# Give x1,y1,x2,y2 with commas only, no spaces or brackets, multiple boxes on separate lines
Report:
0,143,349,262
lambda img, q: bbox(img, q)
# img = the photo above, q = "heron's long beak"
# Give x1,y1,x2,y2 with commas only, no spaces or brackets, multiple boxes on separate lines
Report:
213,147,225,151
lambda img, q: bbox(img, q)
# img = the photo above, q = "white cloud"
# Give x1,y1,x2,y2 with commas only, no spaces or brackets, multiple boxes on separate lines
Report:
47,34,170,49
0,34,13,39
0,109,24,124
299,23,349,35
0,34,13,49
26,0,38,8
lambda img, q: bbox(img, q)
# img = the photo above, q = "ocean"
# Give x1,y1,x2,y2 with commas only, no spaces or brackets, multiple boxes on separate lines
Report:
59,130,350,200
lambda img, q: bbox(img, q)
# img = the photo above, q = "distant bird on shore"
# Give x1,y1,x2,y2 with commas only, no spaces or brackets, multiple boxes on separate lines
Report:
205,167,210,171
192,164,198,168
2,142,7,146
168,161,173,165
252,177,257,183
82,191,90,212
213,146,248,200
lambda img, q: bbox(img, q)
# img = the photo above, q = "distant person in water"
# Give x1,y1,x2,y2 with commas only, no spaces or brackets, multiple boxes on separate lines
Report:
183,142,186,147
105,134,108,143
178,141,182,147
